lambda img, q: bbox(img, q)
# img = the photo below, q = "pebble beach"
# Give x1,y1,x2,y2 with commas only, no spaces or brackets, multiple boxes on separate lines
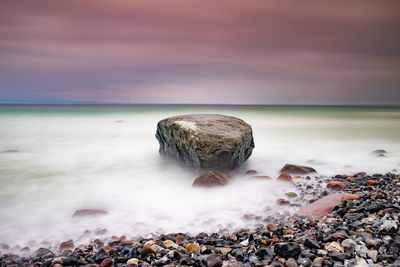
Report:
1,170,399,267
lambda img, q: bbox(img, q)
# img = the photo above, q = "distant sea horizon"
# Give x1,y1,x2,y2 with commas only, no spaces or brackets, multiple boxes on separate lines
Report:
0,102,399,107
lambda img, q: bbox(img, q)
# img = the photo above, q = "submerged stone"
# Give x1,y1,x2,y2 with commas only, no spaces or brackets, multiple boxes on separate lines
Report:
280,164,316,174
193,171,232,187
155,114,254,170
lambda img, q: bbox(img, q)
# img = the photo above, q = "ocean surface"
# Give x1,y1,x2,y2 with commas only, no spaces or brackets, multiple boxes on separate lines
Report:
0,104,399,250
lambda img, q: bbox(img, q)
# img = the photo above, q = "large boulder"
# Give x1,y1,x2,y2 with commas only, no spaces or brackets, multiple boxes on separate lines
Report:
156,114,254,170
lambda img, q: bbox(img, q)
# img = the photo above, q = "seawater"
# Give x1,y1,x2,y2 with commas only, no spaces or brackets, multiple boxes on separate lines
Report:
0,104,399,250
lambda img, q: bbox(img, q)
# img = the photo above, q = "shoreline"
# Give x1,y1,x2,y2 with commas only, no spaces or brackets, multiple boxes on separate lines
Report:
1,172,399,266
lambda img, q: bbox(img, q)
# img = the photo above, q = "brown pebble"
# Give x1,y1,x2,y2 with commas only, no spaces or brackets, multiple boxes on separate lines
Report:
176,235,185,244
226,234,237,241
267,223,278,232
277,173,293,182
276,198,291,205
327,181,346,190
342,193,360,200
185,243,200,252
378,208,399,216
100,258,112,267
120,240,134,245
314,257,324,264
366,180,378,186
59,241,74,251
373,193,386,199
285,229,295,235
331,231,348,240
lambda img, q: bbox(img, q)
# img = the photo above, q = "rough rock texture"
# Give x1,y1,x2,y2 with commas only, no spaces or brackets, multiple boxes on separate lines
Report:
192,171,232,187
156,114,254,170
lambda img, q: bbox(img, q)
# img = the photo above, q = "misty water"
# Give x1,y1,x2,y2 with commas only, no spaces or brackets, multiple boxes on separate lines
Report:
0,104,399,251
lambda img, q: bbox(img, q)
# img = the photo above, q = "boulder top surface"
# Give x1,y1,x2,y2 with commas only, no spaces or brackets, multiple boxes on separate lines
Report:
160,114,251,139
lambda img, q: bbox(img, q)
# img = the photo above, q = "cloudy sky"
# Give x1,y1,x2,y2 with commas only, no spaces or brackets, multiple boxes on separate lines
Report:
0,0,399,104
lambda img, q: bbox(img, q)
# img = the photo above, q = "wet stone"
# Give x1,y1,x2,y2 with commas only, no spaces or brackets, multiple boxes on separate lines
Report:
274,242,301,259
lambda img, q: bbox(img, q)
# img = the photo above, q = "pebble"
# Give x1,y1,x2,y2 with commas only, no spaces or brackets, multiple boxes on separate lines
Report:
185,243,200,252
204,254,223,267
127,258,139,266
286,192,298,198
367,250,378,262
325,242,344,253
277,173,293,183
219,247,232,256
100,258,112,267
267,223,278,232
163,240,178,249
274,242,301,259
285,258,298,267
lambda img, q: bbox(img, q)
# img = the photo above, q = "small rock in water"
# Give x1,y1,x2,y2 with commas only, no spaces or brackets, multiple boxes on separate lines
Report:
2,149,18,153
277,173,293,182
280,164,316,174
192,171,232,187
286,192,297,198
276,198,291,205
246,170,257,175
73,209,108,217
372,149,386,157
59,241,74,251
327,181,346,190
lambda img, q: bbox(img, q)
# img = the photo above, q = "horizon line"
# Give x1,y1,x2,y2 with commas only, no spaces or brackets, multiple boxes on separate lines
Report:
0,102,399,107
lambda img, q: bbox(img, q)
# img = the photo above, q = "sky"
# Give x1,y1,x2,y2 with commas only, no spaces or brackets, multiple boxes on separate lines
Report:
0,0,399,105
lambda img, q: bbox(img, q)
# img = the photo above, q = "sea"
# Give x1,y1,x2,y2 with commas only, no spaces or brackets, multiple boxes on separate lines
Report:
0,104,399,250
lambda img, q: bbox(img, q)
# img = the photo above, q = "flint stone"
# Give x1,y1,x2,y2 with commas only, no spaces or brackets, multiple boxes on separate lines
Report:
156,114,254,170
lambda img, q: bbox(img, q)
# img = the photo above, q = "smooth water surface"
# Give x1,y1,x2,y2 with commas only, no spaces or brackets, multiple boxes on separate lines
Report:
0,104,399,250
